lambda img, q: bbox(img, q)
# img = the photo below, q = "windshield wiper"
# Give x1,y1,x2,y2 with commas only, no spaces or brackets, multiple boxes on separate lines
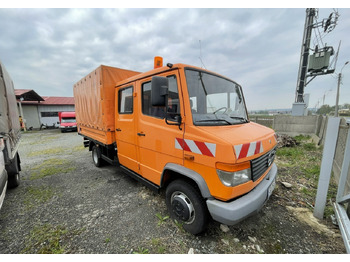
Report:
195,119,232,125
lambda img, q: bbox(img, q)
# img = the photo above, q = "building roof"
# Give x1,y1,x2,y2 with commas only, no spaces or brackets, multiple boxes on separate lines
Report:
15,89,44,101
15,90,75,106
41,96,75,105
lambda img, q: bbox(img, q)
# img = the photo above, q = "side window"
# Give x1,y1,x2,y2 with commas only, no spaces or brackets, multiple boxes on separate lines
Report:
142,75,180,119
168,75,180,116
118,86,133,114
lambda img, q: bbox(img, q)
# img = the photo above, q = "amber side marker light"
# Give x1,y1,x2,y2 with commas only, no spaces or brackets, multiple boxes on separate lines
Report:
154,56,163,69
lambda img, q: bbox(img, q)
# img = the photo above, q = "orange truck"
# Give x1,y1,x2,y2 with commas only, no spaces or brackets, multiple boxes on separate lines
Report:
73,58,277,234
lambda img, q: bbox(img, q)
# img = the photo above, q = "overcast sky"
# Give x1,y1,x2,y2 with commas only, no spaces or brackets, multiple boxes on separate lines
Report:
1,6,350,111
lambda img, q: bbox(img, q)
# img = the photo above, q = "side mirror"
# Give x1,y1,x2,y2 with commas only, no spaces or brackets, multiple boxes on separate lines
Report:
151,76,168,107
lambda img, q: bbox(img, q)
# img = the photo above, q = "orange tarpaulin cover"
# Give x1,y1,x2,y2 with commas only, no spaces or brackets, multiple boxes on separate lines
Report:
73,65,140,145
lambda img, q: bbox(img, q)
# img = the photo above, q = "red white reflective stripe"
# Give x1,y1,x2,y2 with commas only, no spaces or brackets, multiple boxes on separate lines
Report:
234,141,263,160
175,138,216,157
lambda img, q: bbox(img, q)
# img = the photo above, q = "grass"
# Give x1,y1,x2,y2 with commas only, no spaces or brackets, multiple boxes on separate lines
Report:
28,145,85,157
155,213,169,226
275,134,338,219
30,158,75,180
21,224,84,254
133,246,150,254
24,186,55,210
28,147,66,157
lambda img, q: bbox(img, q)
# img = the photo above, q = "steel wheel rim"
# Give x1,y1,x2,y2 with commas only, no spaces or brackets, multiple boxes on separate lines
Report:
171,191,195,224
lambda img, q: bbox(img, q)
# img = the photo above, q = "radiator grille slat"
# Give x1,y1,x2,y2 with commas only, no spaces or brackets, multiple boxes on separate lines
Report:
251,147,276,181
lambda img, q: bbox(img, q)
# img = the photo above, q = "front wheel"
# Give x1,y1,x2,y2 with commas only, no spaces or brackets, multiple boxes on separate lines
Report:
166,179,209,235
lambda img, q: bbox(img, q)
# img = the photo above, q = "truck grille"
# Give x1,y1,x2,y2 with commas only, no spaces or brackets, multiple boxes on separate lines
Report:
251,147,276,182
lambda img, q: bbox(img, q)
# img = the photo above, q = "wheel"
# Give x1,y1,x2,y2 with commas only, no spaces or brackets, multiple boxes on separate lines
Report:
7,153,20,188
8,173,20,188
92,145,104,167
166,179,209,235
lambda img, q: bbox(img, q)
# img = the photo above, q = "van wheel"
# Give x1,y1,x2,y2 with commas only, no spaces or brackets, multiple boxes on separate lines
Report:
7,153,20,188
8,173,20,188
166,179,209,235
92,146,103,167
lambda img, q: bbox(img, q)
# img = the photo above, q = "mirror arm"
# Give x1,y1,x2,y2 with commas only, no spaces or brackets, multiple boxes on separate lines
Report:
165,113,182,130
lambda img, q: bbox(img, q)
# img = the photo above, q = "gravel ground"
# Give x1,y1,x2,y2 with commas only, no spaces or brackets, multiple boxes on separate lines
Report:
0,129,347,254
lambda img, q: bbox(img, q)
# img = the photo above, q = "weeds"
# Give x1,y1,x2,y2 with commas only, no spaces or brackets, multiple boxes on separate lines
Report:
22,224,83,254
276,134,338,219
30,158,75,180
28,147,65,157
133,246,149,254
155,213,169,226
24,186,55,210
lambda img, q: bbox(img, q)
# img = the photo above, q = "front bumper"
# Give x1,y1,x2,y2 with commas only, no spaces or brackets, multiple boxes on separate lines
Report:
60,126,77,132
206,163,277,225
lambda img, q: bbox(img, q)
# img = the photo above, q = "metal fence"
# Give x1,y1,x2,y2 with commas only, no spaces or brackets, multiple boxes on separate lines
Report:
313,117,350,253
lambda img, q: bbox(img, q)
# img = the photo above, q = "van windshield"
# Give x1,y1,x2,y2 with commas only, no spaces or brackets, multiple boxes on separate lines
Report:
185,69,248,126
61,118,76,123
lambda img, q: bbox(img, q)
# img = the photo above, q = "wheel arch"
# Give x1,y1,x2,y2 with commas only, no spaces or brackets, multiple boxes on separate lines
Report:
160,163,212,199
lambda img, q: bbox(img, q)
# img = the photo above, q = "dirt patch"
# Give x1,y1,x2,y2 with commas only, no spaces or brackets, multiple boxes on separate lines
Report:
0,130,347,254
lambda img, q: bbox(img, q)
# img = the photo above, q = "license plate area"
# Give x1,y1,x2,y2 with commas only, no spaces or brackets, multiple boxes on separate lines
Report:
268,178,276,198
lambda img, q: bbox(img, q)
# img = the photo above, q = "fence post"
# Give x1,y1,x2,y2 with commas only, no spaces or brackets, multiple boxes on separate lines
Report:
314,117,341,220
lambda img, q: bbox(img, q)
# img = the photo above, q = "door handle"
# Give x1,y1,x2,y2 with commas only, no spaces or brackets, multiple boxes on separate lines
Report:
116,128,122,132
137,132,146,136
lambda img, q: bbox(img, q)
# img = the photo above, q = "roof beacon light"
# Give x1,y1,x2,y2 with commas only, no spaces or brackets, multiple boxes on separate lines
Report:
154,56,163,69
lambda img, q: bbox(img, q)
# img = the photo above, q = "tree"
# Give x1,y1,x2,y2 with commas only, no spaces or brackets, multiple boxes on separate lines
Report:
317,104,334,115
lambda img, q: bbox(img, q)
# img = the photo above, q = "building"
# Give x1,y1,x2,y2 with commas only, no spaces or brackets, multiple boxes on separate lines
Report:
15,89,75,129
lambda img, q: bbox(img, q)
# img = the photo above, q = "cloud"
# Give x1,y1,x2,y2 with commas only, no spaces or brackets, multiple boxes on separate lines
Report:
0,8,349,110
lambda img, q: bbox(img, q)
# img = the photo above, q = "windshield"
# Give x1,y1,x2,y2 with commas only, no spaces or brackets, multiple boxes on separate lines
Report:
61,118,76,123
185,69,248,126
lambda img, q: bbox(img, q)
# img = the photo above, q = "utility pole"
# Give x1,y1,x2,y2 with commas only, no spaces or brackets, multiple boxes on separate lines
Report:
335,61,349,117
292,9,340,116
295,8,316,103
335,73,341,117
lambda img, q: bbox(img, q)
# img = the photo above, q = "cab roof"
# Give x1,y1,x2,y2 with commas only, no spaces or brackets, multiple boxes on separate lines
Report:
115,63,233,87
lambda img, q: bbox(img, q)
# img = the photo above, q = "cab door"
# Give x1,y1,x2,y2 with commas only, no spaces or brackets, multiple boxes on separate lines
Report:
136,72,184,185
115,85,139,173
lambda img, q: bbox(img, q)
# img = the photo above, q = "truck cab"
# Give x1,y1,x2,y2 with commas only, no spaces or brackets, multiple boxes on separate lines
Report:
59,112,77,133
114,63,277,234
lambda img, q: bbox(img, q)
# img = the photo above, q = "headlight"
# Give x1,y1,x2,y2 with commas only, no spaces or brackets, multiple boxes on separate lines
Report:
216,162,251,187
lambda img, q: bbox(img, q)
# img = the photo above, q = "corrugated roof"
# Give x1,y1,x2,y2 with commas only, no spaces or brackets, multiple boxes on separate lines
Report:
41,96,75,105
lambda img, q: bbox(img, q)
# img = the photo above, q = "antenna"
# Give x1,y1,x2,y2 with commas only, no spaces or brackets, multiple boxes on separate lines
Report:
199,40,206,69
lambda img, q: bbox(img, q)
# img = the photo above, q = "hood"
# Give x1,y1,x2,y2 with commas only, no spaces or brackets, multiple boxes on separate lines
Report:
198,122,277,160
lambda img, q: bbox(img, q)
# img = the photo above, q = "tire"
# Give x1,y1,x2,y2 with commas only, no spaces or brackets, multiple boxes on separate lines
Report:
8,173,20,188
166,179,209,235
92,146,103,167
7,153,20,189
